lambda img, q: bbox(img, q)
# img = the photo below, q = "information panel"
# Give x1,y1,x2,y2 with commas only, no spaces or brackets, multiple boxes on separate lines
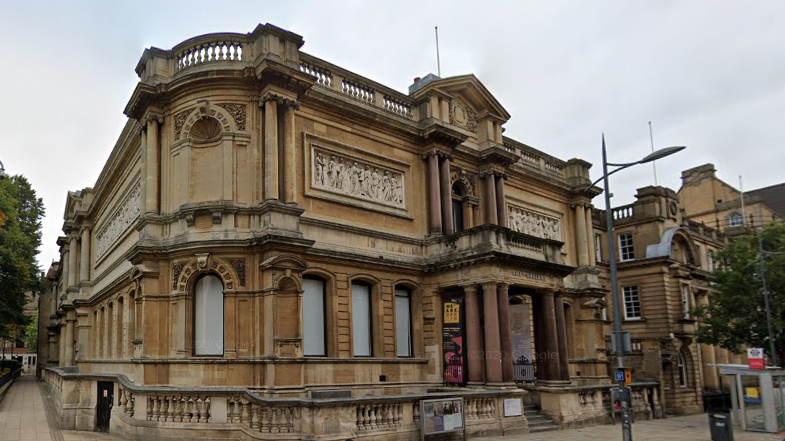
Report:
420,397,465,441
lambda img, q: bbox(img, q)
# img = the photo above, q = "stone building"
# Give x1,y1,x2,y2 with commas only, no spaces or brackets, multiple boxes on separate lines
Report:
593,185,745,415
38,23,671,439
679,163,782,233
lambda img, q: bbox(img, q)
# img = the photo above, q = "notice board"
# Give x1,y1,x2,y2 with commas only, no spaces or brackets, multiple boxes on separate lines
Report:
420,397,465,441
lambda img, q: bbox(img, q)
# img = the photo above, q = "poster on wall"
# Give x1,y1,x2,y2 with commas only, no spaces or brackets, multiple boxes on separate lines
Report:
442,299,465,385
509,303,533,363
420,397,465,439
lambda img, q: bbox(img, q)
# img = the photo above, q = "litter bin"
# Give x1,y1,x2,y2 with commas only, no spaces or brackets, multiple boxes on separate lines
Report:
709,412,734,441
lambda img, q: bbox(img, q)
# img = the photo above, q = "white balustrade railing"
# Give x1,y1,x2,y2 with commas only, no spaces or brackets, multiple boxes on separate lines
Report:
174,34,245,71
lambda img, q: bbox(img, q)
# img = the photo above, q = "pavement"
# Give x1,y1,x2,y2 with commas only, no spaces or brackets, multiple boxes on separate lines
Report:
1,373,783,441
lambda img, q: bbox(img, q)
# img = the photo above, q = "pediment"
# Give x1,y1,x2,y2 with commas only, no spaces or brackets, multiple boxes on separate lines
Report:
412,74,511,125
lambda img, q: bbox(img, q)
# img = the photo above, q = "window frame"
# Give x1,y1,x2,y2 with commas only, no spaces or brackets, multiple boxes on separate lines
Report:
618,232,635,261
193,274,225,357
351,281,373,357
729,212,744,227
394,287,413,358
681,284,692,319
302,276,328,357
677,351,688,387
622,285,642,320
594,233,603,263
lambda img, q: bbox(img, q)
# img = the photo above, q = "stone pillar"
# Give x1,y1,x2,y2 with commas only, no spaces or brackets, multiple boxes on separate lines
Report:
427,153,442,234
68,234,78,288
139,127,147,213
440,154,454,234
263,99,279,201
48,332,57,364
586,205,596,266
554,295,570,381
482,283,503,384
282,103,297,203
64,313,75,366
145,115,161,214
58,325,66,367
497,283,514,382
541,291,562,381
495,175,507,228
575,203,589,267
62,247,70,291
463,285,484,384
484,173,498,225
79,227,90,283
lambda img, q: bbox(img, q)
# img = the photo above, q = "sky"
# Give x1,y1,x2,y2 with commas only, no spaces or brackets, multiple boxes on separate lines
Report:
2,0,784,270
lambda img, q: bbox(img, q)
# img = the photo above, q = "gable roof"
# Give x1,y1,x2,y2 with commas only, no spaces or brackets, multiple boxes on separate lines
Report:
745,182,785,219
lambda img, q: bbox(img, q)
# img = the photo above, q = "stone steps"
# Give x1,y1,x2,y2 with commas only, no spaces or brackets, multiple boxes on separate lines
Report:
524,405,560,433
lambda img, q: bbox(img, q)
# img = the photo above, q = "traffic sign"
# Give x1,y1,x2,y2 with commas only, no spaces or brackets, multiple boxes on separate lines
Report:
614,369,625,382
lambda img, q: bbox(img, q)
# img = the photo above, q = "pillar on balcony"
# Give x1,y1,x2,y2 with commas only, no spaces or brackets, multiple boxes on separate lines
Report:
67,234,78,288
282,102,298,204
463,285,484,384
79,227,91,283
495,174,507,228
484,172,498,225
440,154,454,234
426,152,442,234
144,114,162,214
497,283,514,382
585,205,596,266
554,294,570,381
263,99,279,201
482,283,503,384
575,203,589,267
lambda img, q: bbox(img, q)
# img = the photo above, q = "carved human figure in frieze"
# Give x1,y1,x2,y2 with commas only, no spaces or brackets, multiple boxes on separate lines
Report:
370,168,380,199
361,165,370,196
338,158,348,191
391,175,401,204
382,171,392,201
349,162,361,195
314,152,326,186
328,155,337,188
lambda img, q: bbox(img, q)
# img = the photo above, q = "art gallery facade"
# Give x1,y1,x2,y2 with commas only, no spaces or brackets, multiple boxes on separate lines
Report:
40,24,673,439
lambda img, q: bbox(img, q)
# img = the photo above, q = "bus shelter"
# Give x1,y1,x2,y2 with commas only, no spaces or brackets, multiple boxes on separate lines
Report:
717,364,785,433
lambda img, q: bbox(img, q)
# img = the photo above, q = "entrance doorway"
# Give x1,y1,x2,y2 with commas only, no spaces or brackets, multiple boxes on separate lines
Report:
96,381,114,432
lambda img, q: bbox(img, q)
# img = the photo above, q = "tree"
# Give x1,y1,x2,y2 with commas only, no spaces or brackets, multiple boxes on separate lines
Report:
23,315,37,352
694,222,785,363
0,175,45,329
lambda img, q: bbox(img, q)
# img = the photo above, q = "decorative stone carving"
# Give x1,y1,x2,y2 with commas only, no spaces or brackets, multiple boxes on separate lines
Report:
196,253,210,270
217,103,246,131
174,108,194,140
507,205,561,241
180,100,232,140
175,257,235,292
449,100,477,133
228,259,246,286
172,262,185,290
95,182,141,260
311,148,405,208
450,167,476,196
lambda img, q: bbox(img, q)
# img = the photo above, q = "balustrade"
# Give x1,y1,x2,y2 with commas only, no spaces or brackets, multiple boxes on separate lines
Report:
175,37,244,71
466,397,495,420
612,205,635,220
356,402,402,431
146,395,211,423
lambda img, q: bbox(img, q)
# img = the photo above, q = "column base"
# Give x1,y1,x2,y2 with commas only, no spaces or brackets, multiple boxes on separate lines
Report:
536,379,572,387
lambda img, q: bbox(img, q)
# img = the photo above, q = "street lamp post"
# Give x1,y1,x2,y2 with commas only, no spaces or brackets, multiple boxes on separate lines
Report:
0,159,7,180
587,135,685,441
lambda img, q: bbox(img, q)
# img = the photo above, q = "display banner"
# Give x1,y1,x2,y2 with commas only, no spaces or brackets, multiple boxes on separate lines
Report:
509,303,533,362
442,299,465,384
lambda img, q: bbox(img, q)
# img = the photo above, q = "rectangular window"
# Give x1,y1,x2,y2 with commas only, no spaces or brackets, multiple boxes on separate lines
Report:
681,285,692,319
618,232,635,261
622,285,641,320
303,278,326,356
594,233,603,262
708,250,715,272
352,283,372,356
395,289,412,357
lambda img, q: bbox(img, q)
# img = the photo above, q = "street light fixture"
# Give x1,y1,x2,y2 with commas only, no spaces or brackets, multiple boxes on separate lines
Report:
586,135,685,441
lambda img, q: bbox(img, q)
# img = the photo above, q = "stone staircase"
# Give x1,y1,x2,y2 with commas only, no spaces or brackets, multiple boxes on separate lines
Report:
524,404,560,433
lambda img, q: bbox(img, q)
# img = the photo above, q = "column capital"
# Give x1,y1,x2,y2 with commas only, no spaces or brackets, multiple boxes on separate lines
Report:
481,281,499,290
79,224,92,234
498,282,510,291
259,91,300,110
478,165,505,179
422,148,451,160
461,284,479,295
143,111,164,125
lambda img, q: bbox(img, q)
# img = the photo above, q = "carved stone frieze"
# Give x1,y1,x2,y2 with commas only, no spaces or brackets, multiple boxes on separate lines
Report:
217,103,246,131
228,259,246,286
311,147,405,208
449,100,477,133
175,257,235,292
180,100,232,140
95,182,141,261
172,262,185,290
173,108,194,140
507,204,561,241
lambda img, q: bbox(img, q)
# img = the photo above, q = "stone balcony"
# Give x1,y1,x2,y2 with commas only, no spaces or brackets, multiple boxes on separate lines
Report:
424,225,571,275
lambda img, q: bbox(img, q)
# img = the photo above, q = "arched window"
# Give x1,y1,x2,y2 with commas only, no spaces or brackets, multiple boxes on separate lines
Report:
677,350,688,387
351,281,372,357
116,297,124,359
194,275,224,356
395,287,412,357
452,184,465,232
303,276,327,356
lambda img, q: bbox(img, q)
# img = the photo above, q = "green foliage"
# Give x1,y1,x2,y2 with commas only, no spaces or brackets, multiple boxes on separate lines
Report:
23,315,37,352
0,175,45,329
694,222,785,362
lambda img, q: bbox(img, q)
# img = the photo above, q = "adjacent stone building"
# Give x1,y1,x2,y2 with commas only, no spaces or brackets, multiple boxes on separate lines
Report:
39,23,676,439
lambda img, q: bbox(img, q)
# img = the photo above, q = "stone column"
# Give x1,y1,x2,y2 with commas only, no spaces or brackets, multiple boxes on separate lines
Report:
427,153,442,234
79,227,90,283
575,203,589,267
282,103,297,203
68,234,78,288
482,283,503,384
440,154,454,234
484,173,498,225
463,285,484,384
495,175,508,228
48,332,57,364
145,115,161,214
585,206,596,266
541,291,562,381
64,313,75,366
58,325,66,367
62,247,70,291
554,295,570,381
263,99,279,201
497,283,514,382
